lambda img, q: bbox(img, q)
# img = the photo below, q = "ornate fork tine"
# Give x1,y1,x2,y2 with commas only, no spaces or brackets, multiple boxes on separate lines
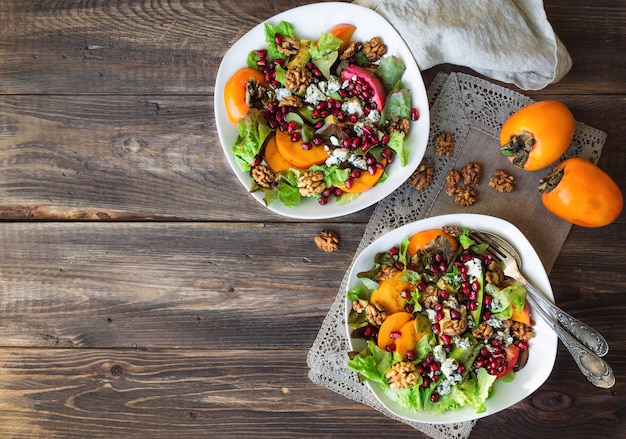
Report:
471,231,609,357
470,231,615,389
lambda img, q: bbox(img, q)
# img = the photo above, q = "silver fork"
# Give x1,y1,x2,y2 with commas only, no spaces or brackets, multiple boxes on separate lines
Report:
470,230,615,389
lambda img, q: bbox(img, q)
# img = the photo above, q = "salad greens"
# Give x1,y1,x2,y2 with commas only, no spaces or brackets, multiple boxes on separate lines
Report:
346,227,535,415
231,20,416,208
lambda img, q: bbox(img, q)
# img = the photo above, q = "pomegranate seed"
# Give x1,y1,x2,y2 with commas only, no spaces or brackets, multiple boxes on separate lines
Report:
364,326,373,337
257,49,267,58
467,301,477,311
450,310,461,320
417,282,427,292
435,311,444,322
458,364,466,373
350,169,361,178
410,107,420,121
516,341,530,350
274,34,283,45
318,196,327,205
314,120,324,129
256,58,267,67
333,187,343,197
438,262,447,272
290,133,301,142
460,254,473,262
389,246,399,256
471,281,481,292
385,343,396,352
430,392,440,402
430,362,440,372
251,156,262,167
483,295,492,308
400,289,412,299
474,359,484,368
406,351,416,361
301,142,312,150
344,178,353,189
482,311,491,321
438,290,449,300
321,188,332,197
434,303,443,312
440,334,451,345
421,379,431,388
395,261,405,271
431,324,440,334
390,331,401,339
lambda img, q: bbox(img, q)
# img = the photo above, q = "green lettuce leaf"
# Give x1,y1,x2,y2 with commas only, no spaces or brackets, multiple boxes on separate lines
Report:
231,109,272,172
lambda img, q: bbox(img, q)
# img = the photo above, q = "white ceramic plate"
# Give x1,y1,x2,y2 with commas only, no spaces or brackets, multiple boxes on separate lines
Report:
214,2,429,219
345,214,558,424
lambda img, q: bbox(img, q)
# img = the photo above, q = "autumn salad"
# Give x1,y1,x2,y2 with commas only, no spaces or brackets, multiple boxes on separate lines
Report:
224,20,418,207
346,227,536,414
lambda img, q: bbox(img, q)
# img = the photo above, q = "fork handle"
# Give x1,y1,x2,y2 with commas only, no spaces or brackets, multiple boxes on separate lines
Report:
525,294,615,389
514,276,610,357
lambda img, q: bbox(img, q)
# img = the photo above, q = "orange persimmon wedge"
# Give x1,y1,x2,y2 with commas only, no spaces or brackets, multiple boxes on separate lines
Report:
326,23,356,52
340,159,386,194
407,229,458,255
224,67,267,124
369,272,415,315
377,311,414,351
511,302,531,325
274,129,328,168
263,135,293,172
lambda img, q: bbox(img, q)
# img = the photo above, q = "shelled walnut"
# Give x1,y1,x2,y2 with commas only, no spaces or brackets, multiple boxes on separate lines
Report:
386,361,418,390
445,169,461,195
285,66,312,95
375,264,400,281
389,116,410,136
435,132,455,157
461,162,482,185
278,95,303,108
366,301,387,326
408,162,434,190
298,170,326,196
251,164,276,188
363,37,387,62
276,36,300,56
314,229,340,252
489,169,515,192
454,186,477,206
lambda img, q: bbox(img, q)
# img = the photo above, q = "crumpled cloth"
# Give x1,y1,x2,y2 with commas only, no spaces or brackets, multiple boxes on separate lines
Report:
353,0,572,90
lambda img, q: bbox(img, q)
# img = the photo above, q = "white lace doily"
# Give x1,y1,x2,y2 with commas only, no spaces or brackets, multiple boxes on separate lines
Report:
307,72,606,439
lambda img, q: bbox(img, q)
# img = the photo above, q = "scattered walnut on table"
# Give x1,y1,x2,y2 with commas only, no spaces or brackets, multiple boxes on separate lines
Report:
298,170,326,197
435,132,455,157
454,186,478,206
461,161,482,186
445,169,461,195
386,361,418,390
363,36,387,62
408,162,434,190
285,66,312,95
489,169,515,192
314,229,340,252
251,164,276,188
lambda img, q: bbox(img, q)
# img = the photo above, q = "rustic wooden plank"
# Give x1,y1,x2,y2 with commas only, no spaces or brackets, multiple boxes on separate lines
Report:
0,222,624,351
0,348,623,438
0,93,623,221
0,93,375,221
0,0,624,95
0,222,367,348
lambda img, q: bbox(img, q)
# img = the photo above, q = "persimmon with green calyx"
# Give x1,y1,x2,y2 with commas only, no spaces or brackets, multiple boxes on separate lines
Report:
369,272,416,315
499,100,575,171
263,135,292,172
538,157,623,227
224,67,267,124
407,229,458,256
339,159,386,193
274,129,328,169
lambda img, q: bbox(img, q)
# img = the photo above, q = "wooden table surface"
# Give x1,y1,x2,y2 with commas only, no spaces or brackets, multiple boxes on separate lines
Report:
1,1,624,437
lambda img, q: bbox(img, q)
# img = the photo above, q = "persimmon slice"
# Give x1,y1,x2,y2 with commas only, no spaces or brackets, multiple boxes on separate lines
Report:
224,67,266,124
274,129,328,168
263,135,292,172
407,229,458,256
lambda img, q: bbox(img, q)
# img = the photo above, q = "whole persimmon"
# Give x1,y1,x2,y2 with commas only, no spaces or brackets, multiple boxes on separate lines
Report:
539,157,623,227
500,100,575,171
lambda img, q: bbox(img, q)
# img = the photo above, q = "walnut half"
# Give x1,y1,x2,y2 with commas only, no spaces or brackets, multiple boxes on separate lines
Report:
314,230,340,252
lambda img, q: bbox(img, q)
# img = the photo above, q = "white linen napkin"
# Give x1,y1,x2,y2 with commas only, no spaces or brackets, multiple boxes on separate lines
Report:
353,0,572,90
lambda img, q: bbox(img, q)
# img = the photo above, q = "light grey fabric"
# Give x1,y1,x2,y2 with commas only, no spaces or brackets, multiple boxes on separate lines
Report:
353,0,572,90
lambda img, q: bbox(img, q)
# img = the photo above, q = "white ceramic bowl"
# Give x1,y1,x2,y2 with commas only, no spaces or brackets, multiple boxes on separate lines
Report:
214,2,429,219
345,213,558,423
